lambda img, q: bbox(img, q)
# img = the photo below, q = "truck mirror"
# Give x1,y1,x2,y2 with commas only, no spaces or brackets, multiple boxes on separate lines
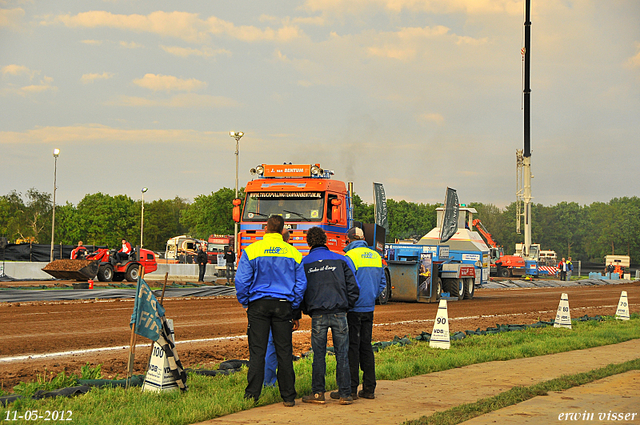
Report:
232,198,242,222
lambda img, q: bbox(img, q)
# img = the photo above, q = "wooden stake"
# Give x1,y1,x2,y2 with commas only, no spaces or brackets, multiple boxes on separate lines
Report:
126,265,145,388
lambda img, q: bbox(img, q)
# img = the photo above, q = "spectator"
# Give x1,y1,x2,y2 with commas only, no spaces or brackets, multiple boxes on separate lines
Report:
197,243,208,282
335,227,386,401
224,247,236,286
566,257,573,281
235,215,307,407
264,228,293,388
70,241,87,259
301,227,359,405
558,257,567,281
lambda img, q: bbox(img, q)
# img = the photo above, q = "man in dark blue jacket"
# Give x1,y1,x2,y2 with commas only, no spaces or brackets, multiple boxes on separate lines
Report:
235,215,307,407
337,226,386,400
301,227,359,405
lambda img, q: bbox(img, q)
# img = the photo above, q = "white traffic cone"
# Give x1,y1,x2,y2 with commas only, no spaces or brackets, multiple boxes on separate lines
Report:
615,291,630,321
429,299,451,349
554,293,572,329
143,319,179,392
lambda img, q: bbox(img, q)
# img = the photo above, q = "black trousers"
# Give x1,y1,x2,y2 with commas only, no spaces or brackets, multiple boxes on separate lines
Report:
245,298,296,402
198,264,206,282
347,311,376,394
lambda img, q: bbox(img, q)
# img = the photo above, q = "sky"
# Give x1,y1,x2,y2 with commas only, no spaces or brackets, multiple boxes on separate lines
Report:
1,0,639,209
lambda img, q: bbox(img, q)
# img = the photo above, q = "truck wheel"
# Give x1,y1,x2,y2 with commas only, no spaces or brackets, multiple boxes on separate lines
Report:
435,277,442,300
454,278,465,300
463,278,474,299
376,268,391,305
125,264,140,282
498,267,509,278
97,264,113,282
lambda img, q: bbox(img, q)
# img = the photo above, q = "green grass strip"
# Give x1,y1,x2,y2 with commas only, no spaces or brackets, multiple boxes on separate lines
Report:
404,358,640,425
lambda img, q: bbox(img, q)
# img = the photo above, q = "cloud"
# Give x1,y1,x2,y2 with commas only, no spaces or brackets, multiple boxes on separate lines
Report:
627,43,640,69
1,64,36,79
46,10,304,44
81,39,103,45
108,93,240,108
119,41,143,49
418,113,445,124
132,74,207,92
20,76,57,94
81,72,115,84
303,0,521,16
0,7,25,29
0,124,221,145
160,45,231,58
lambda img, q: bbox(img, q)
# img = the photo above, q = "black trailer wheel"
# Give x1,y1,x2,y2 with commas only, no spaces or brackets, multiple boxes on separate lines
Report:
97,264,114,282
498,267,509,278
444,278,464,300
125,264,140,282
376,268,391,305
463,278,475,299
435,277,442,300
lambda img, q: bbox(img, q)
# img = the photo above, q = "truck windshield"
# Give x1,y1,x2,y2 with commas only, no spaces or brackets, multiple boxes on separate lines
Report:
243,192,324,222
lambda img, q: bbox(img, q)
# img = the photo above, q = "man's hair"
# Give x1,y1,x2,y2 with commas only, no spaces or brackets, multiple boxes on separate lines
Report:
306,227,327,248
266,215,285,233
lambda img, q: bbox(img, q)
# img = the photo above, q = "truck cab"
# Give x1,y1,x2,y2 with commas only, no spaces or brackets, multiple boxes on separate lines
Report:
235,163,351,257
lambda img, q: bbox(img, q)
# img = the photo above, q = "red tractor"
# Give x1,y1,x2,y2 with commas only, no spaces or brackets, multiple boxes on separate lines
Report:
88,248,158,282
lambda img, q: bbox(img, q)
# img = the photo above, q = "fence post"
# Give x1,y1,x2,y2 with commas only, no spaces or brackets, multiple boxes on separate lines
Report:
578,260,581,277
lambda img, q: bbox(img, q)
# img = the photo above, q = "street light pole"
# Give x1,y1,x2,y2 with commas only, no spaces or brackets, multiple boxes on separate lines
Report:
50,148,60,262
141,187,148,249
229,131,244,254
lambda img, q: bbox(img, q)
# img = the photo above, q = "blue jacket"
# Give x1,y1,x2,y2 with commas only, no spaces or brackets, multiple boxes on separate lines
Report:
235,232,307,309
344,240,386,313
301,246,359,316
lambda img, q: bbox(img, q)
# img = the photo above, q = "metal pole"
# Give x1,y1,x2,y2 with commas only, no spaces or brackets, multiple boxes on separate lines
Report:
140,191,144,248
234,138,239,254
50,154,58,262
522,0,532,258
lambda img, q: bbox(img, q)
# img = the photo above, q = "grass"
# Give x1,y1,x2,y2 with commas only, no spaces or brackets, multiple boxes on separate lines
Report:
404,358,640,425
1,315,639,424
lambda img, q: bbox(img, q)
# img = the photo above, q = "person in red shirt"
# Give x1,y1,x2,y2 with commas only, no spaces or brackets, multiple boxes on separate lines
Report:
70,241,88,259
116,239,132,262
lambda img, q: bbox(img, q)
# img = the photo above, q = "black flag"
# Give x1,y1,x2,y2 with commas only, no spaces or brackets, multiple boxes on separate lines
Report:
440,188,459,243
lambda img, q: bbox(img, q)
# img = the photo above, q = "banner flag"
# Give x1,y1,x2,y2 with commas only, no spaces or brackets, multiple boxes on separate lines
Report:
130,277,188,390
373,182,389,232
130,278,166,342
440,187,459,243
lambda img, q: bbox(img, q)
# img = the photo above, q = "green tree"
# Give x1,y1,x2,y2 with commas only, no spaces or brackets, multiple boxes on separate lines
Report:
76,193,137,247
180,188,241,239
142,197,190,252
352,193,374,224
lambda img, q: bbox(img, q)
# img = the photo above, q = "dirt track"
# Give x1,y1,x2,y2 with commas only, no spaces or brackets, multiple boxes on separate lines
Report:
1,281,638,391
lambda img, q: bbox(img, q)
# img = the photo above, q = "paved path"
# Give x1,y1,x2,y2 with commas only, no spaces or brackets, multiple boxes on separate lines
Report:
195,339,640,425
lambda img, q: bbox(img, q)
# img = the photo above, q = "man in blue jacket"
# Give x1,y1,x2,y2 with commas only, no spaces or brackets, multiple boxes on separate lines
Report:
300,227,359,405
235,215,307,407
334,226,386,400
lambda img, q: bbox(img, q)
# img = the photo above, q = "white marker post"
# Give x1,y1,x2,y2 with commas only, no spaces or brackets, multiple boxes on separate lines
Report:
554,293,572,329
143,319,178,392
615,291,630,321
429,299,451,349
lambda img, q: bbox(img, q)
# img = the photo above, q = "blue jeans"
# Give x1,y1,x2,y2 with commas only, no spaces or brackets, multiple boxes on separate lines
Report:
264,331,277,387
310,312,350,397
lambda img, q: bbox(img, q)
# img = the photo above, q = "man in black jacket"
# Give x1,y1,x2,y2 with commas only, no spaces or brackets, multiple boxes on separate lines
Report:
300,227,359,405
197,243,208,282
224,247,235,285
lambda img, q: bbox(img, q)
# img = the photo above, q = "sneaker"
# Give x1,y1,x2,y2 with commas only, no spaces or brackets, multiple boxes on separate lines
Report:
283,400,295,407
330,391,358,400
358,390,375,399
302,393,326,404
339,396,354,405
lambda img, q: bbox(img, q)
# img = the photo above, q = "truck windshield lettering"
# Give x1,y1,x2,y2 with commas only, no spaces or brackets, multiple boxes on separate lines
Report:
243,192,325,222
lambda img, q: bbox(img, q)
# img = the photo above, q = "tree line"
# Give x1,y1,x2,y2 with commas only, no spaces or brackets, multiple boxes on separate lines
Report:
1,188,638,264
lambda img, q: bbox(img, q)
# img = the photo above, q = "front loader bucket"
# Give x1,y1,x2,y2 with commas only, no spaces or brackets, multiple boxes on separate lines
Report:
42,259,100,281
